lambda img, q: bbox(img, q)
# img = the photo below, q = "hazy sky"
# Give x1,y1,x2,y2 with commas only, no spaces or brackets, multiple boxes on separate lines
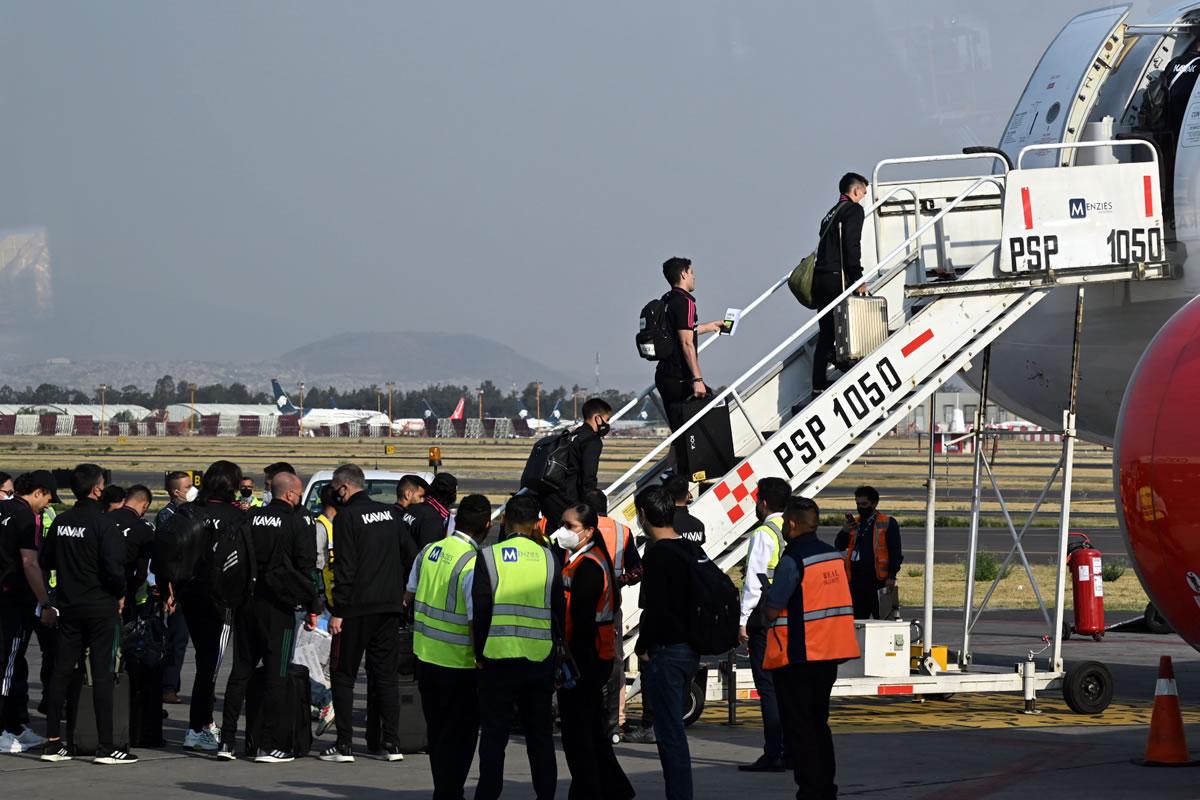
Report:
0,1,1166,387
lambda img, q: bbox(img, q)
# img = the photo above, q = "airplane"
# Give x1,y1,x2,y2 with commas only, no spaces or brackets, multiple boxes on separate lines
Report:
610,396,664,433
270,379,392,430
388,395,466,435
936,2,1200,652
517,398,568,433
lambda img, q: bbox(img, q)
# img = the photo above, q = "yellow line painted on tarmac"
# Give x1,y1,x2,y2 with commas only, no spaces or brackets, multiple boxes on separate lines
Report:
695,695,1200,732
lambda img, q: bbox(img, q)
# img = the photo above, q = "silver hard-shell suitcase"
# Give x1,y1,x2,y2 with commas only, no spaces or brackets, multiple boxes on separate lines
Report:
834,295,888,364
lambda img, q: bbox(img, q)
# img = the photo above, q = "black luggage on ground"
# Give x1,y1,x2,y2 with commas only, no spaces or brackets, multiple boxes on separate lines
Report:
67,660,130,754
245,664,313,757
396,677,427,753
126,661,165,747
397,624,416,678
676,396,737,482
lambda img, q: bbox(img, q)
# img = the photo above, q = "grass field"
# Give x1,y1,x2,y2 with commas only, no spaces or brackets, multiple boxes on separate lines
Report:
897,563,1148,612
0,433,1120,526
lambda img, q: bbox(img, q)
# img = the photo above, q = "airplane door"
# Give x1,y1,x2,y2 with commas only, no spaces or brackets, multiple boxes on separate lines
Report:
999,6,1131,169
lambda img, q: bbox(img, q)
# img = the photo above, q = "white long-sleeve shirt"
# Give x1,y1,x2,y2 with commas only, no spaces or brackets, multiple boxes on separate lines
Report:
739,513,784,626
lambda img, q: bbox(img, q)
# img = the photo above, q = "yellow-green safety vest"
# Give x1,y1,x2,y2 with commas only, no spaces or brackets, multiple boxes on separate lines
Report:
480,536,556,662
744,516,785,586
412,532,479,669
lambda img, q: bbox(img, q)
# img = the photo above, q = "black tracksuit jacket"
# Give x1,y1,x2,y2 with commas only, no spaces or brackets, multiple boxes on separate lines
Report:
40,498,126,620
332,492,416,618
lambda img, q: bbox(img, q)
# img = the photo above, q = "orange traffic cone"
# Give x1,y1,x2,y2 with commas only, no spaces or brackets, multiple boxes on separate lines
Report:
1136,655,1198,766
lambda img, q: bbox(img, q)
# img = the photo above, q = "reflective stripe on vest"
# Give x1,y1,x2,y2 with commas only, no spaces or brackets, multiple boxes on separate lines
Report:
412,532,478,669
763,550,860,669
845,513,891,582
562,542,616,661
596,516,626,578
481,538,556,662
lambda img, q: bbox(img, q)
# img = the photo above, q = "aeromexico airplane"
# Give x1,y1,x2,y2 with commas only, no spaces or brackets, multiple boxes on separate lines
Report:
270,379,391,430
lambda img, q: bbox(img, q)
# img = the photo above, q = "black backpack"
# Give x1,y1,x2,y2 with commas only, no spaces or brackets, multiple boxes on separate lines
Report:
1139,72,1169,131
520,429,575,495
636,293,677,361
677,543,740,655
121,605,168,668
209,518,257,612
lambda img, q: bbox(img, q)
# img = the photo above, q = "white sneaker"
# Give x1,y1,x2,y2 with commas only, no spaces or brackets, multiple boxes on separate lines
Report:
315,703,335,737
204,723,222,742
0,732,22,754
15,728,46,749
183,728,220,752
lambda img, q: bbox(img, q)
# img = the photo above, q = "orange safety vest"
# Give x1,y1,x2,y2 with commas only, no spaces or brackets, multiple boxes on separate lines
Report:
596,515,629,579
562,542,616,661
763,550,859,668
845,513,891,582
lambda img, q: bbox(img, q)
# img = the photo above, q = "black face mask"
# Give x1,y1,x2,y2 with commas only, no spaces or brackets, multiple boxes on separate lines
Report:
240,487,253,498
596,421,611,438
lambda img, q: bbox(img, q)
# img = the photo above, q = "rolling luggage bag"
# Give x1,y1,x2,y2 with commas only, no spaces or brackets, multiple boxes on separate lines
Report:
834,295,889,364
126,661,165,747
68,654,131,754
245,663,313,757
396,676,427,753
676,395,736,482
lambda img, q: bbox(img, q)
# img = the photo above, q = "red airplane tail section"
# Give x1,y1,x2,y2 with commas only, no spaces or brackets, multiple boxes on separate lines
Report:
450,396,466,421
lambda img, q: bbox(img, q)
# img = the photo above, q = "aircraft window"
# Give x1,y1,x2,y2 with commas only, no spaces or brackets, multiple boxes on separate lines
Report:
1045,102,1061,125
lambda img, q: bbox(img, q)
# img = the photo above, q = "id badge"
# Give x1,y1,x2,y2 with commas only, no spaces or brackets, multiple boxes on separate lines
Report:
851,550,861,562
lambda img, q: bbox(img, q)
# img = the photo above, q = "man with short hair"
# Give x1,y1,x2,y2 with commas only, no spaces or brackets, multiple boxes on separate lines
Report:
654,257,725,435
320,464,411,763
634,484,702,799
406,493,491,800
834,485,902,619
471,493,564,800
765,496,859,800
811,172,870,395
664,474,705,546
394,473,428,554
237,477,263,511
407,473,455,549
101,484,126,513
0,471,57,754
109,485,156,619
39,463,137,765
262,462,296,506
736,477,791,773
537,397,614,529
219,472,318,762
157,472,194,705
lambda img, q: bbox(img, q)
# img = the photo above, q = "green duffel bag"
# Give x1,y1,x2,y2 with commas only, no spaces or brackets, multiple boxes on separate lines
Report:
788,252,818,309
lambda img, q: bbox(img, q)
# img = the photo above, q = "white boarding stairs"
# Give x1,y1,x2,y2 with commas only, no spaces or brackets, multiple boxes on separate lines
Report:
606,141,1175,659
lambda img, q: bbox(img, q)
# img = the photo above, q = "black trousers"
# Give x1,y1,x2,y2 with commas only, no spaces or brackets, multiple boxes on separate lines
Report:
221,597,295,752
330,612,401,748
44,615,119,751
774,660,839,800
162,608,188,694
655,372,691,432
811,271,844,391
558,667,634,800
180,595,224,732
0,600,34,734
418,660,480,800
849,579,880,620
475,659,557,800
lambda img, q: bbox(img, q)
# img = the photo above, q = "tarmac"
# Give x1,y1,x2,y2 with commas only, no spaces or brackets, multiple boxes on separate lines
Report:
1,611,1197,799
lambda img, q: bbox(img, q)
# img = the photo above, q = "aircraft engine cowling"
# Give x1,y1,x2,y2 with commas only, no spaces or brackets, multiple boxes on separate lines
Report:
1114,295,1200,651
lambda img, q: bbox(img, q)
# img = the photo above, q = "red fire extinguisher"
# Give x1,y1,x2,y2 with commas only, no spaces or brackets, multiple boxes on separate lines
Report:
1066,532,1105,640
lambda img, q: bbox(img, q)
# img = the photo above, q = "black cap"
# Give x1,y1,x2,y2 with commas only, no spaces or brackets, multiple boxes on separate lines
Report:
24,470,61,504
430,472,457,503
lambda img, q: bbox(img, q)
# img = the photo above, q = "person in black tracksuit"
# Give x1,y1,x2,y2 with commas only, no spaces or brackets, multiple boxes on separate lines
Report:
175,461,249,751
653,257,724,436
0,471,56,749
109,488,156,622
218,472,318,762
39,463,136,764
811,172,869,395
538,398,613,529
406,473,456,549
320,463,417,763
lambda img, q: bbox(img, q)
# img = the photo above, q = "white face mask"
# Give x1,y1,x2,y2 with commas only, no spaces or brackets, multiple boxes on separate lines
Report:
184,486,199,503
550,526,580,551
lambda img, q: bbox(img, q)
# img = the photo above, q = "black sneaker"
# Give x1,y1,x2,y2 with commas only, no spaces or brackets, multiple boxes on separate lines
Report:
94,748,138,765
215,743,236,761
738,755,786,773
40,740,72,762
253,748,294,764
366,743,404,762
318,743,355,763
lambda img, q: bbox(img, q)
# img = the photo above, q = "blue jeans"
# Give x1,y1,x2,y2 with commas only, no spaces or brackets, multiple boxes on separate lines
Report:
644,643,699,800
749,626,783,760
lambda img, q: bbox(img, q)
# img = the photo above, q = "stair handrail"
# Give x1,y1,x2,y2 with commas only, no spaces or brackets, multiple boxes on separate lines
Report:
604,184,921,428
603,175,1005,498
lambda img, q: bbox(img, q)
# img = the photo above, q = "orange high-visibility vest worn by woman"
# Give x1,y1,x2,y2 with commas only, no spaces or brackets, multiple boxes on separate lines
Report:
562,542,617,661
844,513,891,582
764,548,859,669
